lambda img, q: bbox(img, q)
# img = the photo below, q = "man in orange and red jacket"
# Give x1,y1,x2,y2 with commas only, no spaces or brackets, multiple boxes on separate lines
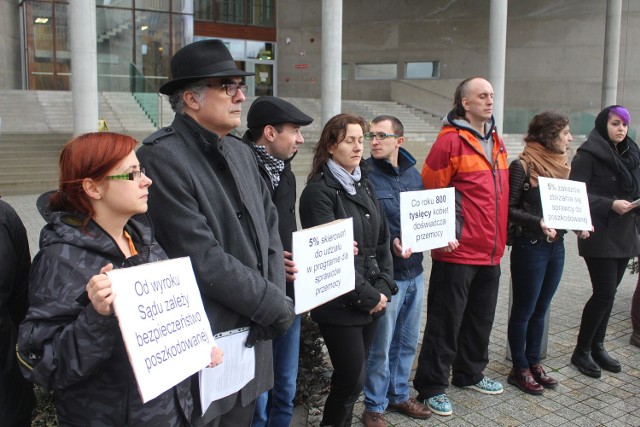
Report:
413,77,509,417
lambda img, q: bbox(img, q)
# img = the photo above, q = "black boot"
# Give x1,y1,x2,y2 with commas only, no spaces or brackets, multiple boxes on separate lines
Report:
591,342,621,373
631,325,640,348
571,347,601,378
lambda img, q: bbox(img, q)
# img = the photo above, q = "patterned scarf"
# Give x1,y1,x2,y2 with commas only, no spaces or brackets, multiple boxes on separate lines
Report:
251,143,285,189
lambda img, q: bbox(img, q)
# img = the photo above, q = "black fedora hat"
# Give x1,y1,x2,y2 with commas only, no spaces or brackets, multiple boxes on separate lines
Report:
159,39,254,95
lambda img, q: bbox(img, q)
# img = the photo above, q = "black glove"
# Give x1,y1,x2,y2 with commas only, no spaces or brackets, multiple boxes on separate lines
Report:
245,324,280,348
271,296,296,335
245,297,296,348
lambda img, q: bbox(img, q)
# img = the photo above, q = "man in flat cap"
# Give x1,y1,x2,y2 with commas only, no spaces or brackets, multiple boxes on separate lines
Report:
138,39,295,427
243,97,313,427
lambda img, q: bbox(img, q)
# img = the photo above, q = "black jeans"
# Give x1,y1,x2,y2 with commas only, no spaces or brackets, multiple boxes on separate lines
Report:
577,257,629,348
318,321,378,427
414,261,501,398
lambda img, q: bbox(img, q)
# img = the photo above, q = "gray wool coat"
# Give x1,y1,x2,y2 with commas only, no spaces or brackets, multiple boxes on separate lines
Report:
138,113,289,424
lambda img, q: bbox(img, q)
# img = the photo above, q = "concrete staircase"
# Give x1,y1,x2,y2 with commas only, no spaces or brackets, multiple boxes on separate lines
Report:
2,90,504,196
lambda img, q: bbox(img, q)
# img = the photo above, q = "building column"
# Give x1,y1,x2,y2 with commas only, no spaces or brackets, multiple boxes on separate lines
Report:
601,0,622,108
488,0,508,134
321,0,342,127
70,1,98,135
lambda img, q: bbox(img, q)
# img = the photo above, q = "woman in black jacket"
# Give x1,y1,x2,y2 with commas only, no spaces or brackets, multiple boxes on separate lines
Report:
299,113,396,427
506,111,590,395
570,105,640,378
17,132,221,426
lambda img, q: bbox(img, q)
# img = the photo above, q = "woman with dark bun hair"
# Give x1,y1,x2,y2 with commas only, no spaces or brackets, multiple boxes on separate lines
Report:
569,105,640,378
506,111,590,395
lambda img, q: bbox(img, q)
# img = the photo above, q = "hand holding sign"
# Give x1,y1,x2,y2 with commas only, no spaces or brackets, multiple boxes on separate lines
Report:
86,263,115,316
538,177,592,230
292,218,355,314
399,188,455,253
109,257,215,403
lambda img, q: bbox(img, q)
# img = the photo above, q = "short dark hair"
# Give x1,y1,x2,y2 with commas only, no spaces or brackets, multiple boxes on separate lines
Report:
371,115,404,137
247,124,284,141
523,110,570,150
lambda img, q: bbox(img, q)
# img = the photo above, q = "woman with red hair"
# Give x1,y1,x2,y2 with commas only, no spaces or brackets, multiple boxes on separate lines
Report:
17,132,220,425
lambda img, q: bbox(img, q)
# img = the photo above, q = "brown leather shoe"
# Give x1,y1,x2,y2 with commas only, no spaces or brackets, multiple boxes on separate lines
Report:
507,367,544,395
387,397,432,420
362,410,386,427
529,364,558,388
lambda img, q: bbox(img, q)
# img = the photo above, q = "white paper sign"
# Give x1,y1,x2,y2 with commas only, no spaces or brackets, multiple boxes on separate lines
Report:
109,257,215,403
538,177,592,231
292,218,355,314
199,327,255,415
400,188,456,252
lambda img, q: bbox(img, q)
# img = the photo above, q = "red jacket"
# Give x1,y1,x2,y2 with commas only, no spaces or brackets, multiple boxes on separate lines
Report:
422,120,509,265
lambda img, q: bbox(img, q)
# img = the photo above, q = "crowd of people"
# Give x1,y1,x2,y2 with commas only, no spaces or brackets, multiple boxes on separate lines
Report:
1,39,640,427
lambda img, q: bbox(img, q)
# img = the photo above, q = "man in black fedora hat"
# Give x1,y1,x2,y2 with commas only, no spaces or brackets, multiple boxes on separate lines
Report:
138,39,295,427
243,96,313,427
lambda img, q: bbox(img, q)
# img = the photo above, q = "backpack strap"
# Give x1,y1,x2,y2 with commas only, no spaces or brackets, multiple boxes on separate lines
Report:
520,159,531,191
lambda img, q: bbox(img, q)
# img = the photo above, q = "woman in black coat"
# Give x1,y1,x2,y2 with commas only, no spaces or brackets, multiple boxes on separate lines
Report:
17,133,222,426
569,105,640,378
299,113,396,427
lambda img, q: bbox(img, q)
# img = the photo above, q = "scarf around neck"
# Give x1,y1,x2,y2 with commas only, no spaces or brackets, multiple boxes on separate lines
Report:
327,158,361,195
251,143,285,189
518,141,570,187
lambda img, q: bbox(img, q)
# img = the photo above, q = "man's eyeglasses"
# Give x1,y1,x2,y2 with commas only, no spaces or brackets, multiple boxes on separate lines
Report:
364,132,400,141
106,168,146,181
206,83,249,97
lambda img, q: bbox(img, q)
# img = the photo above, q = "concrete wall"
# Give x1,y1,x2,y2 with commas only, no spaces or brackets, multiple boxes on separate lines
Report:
277,0,640,134
0,0,21,90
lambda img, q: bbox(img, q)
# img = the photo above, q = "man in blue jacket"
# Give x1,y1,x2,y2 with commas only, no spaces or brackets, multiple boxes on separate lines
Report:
362,116,431,426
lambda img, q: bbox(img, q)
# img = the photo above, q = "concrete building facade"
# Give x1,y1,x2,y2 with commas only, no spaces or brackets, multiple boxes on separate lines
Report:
276,0,640,133
1,1,639,134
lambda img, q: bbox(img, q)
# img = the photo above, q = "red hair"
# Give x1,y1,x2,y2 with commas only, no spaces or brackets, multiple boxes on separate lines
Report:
50,132,138,225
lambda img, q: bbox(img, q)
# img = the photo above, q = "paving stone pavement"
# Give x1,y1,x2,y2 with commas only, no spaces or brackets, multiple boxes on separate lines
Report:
4,193,639,427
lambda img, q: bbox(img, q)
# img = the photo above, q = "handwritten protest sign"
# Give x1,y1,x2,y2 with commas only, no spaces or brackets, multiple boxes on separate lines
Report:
400,188,455,253
109,257,215,403
539,177,592,231
292,218,355,314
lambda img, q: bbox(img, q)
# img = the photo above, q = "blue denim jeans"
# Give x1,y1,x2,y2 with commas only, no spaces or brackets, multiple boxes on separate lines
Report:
364,273,424,412
508,238,565,370
251,315,301,427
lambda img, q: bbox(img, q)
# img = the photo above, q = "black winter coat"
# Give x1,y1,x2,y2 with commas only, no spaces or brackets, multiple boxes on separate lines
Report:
508,159,566,242
299,162,396,326
0,199,35,426
243,134,298,300
17,193,192,426
570,129,640,258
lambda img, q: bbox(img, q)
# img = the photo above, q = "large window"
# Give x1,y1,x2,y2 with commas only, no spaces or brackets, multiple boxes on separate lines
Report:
22,0,193,92
28,2,70,90
195,0,274,27
355,63,397,80
405,61,439,79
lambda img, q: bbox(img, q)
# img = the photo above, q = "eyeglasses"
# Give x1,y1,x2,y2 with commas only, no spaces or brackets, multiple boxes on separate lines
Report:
106,168,146,181
364,132,400,141
206,83,248,97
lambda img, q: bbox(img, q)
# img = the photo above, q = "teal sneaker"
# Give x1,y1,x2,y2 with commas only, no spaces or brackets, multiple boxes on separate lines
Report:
466,376,504,395
425,393,453,416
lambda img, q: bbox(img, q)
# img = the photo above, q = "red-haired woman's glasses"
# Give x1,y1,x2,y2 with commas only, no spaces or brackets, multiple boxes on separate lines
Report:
106,168,145,181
